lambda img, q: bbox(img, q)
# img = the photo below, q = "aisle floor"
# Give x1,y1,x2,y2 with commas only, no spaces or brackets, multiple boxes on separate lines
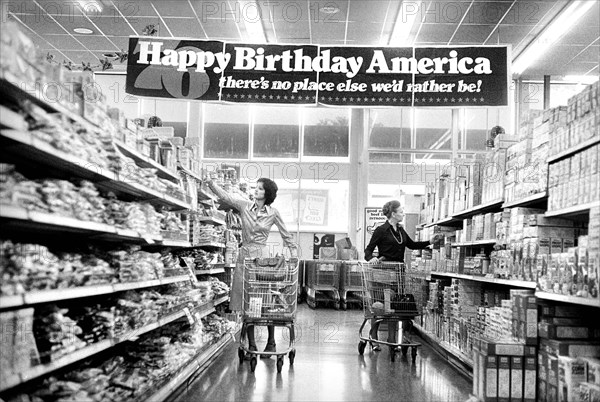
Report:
175,304,472,402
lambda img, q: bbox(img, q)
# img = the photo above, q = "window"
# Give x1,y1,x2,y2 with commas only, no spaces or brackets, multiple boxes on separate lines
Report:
414,108,452,150
460,107,511,151
203,104,250,159
252,106,300,159
270,179,350,232
302,108,350,158
368,108,411,163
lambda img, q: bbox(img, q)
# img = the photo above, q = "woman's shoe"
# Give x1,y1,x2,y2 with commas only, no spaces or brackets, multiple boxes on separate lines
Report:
245,344,257,360
260,342,276,359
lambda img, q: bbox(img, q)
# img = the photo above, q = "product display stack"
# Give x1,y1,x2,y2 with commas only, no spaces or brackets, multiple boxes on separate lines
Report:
0,24,238,402
414,79,600,401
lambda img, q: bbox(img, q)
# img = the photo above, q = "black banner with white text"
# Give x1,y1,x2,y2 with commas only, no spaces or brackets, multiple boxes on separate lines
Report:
126,37,509,107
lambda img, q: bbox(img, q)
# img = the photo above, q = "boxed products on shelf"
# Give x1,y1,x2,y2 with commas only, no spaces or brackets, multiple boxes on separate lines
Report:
548,144,599,211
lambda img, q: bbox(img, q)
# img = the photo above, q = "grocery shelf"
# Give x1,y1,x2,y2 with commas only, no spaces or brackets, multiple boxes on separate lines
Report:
114,139,180,183
423,216,461,228
535,291,600,307
430,272,536,288
414,323,473,379
0,204,192,247
547,136,600,164
545,202,599,218
146,334,232,402
196,267,226,275
196,216,227,226
161,239,193,247
0,75,94,129
0,129,190,210
0,104,28,131
502,192,547,209
0,276,191,309
198,188,217,201
451,239,497,247
193,242,226,249
178,164,203,181
452,198,504,219
1,307,193,392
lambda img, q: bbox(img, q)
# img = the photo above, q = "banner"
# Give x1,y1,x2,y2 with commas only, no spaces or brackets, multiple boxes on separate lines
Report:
126,36,509,107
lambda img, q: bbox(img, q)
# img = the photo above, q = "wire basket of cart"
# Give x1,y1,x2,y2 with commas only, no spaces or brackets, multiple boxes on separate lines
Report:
339,260,364,310
239,256,299,373
357,261,427,362
304,259,342,309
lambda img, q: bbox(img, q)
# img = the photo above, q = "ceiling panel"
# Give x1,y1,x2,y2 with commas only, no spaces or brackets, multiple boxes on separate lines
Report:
269,1,309,22
52,16,98,35
150,1,195,18
491,25,531,46
451,25,496,45
43,34,87,51
348,0,391,23
273,20,310,41
202,19,241,39
105,36,131,51
18,14,65,34
118,1,159,18
462,2,513,25
310,20,346,44
91,16,137,36
346,22,386,44
59,50,100,64
75,35,118,51
421,1,471,24
163,18,205,39
415,24,458,43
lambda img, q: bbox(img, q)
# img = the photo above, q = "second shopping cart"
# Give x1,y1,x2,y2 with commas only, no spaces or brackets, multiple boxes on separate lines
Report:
357,262,427,362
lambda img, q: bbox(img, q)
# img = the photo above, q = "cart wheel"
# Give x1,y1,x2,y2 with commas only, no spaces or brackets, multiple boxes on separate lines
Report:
307,297,316,309
250,357,257,372
276,356,284,373
358,341,367,355
411,347,418,363
238,347,245,363
333,301,340,310
390,346,396,362
289,349,296,365
341,301,347,310
401,346,409,356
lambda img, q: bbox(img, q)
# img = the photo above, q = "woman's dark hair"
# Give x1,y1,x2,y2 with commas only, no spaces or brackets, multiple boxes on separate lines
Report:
258,178,278,205
382,200,401,219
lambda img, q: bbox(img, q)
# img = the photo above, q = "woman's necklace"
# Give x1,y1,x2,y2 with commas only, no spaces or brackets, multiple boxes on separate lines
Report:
390,225,403,245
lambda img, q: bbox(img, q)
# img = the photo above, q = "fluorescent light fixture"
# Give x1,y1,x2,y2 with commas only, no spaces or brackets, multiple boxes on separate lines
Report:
388,1,422,46
563,75,599,85
512,1,595,76
73,27,94,34
77,1,103,13
238,0,266,43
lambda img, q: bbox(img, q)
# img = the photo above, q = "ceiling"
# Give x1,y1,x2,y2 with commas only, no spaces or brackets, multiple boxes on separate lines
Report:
3,0,599,80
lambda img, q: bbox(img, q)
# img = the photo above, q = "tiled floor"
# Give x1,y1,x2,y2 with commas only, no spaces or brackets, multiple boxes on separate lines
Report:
174,304,472,402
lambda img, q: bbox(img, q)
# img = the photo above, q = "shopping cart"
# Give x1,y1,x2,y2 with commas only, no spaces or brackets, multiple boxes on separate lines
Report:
239,257,299,373
339,260,363,310
304,260,341,309
357,262,427,362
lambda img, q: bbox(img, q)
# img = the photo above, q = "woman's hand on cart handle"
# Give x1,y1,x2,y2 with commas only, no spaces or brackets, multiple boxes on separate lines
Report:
368,257,380,264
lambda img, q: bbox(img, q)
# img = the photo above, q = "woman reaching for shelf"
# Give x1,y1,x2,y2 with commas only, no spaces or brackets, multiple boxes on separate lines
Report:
207,177,298,358
364,200,441,351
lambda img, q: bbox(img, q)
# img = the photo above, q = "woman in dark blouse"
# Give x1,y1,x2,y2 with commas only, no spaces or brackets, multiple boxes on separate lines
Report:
364,200,440,350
